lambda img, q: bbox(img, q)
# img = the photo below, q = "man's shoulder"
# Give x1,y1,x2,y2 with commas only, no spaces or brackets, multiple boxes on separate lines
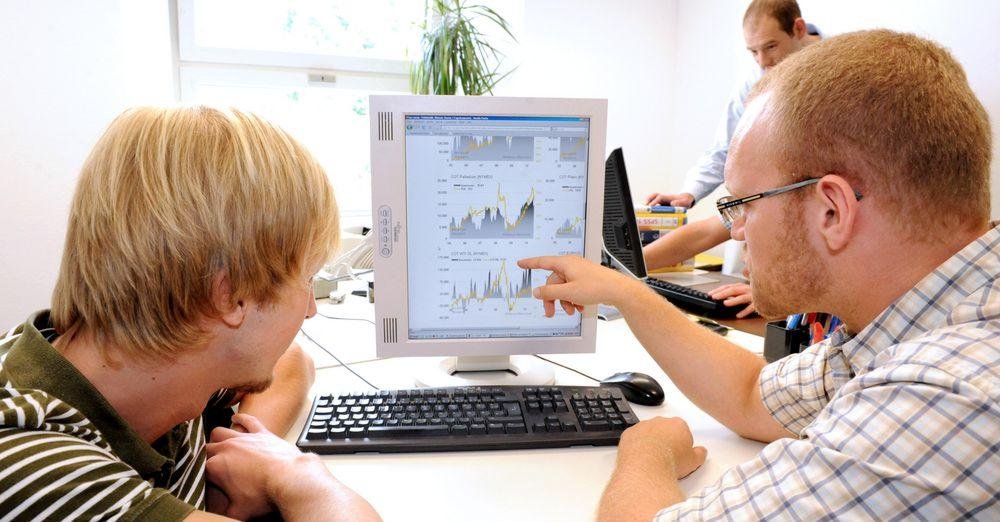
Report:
867,323,999,403
1,374,114,446
0,382,199,520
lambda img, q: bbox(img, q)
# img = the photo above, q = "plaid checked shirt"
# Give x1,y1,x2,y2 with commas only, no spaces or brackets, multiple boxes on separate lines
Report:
655,224,1000,520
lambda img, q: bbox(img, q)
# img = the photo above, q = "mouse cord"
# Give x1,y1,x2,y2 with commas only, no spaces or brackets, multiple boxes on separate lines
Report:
533,355,602,384
298,326,379,390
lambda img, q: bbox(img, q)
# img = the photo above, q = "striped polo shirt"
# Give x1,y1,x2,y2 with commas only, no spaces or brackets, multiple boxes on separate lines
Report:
0,312,215,521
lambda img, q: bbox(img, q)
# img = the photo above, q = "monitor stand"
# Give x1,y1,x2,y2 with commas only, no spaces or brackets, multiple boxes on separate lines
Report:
413,355,555,388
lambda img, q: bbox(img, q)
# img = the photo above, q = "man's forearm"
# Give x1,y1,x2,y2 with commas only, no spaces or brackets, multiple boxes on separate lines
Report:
597,456,683,521
643,217,730,271
614,284,791,442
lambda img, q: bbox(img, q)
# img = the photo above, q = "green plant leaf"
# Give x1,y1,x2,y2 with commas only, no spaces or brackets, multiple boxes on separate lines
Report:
410,0,516,95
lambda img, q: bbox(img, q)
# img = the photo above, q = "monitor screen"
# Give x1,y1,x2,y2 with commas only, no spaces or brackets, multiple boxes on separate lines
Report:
404,114,590,340
370,96,607,359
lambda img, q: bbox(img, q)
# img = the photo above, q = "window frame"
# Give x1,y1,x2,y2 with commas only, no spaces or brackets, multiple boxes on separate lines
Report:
175,0,412,75
173,0,421,225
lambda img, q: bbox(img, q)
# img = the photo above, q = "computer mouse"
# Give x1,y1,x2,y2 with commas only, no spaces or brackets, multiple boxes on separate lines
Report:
600,372,665,406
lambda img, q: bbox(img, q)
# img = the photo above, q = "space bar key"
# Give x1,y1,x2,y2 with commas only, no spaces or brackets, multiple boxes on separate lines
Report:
367,425,451,437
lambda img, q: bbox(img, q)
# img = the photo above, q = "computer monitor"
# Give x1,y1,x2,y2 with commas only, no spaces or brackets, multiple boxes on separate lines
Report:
602,147,647,278
370,95,607,387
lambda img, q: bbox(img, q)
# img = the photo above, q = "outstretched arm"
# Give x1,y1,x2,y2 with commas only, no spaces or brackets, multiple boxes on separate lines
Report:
642,217,731,271
518,255,791,443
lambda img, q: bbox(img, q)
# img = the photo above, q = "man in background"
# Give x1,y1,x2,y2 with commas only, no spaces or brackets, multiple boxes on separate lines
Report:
522,30,998,519
643,0,822,315
0,107,379,520
647,0,821,208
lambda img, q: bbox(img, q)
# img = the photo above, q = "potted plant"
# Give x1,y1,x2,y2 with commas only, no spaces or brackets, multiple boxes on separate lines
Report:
410,0,516,95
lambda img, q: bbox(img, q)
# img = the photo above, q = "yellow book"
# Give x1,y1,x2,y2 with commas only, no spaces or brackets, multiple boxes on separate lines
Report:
635,211,693,272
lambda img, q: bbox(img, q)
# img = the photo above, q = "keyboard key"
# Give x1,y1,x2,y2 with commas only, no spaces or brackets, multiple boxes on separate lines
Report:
451,425,469,435
367,425,450,438
506,423,527,434
306,427,328,440
582,420,610,432
485,416,522,424
469,423,487,435
487,423,505,434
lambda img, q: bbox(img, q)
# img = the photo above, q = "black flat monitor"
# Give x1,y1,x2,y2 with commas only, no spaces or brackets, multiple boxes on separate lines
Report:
602,148,647,278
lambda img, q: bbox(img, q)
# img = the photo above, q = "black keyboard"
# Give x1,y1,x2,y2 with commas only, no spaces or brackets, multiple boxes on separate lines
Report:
296,385,640,454
645,278,742,318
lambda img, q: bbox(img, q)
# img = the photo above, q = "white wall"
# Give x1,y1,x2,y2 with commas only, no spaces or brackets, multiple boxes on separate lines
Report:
0,0,174,328
498,0,678,207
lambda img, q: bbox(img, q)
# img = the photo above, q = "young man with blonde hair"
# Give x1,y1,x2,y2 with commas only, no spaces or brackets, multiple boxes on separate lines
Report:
521,30,998,519
0,107,379,520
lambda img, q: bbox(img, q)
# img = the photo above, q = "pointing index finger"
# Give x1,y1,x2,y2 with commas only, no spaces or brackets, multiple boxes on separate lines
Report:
517,256,562,270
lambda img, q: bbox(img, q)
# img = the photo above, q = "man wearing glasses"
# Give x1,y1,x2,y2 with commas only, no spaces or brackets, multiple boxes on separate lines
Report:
519,30,998,520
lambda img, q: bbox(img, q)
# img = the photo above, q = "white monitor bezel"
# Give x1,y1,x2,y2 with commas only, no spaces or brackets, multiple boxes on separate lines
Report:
370,95,607,358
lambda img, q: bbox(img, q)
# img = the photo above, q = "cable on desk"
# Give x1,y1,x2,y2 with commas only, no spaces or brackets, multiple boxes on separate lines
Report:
314,311,376,325
533,355,602,383
298,327,379,390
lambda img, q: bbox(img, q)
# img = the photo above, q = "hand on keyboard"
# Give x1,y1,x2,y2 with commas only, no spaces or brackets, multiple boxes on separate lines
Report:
644,278,747,318
707,283,756,318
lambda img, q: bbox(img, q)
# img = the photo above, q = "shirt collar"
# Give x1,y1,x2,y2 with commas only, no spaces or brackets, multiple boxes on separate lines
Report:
4,311,175,478
831,224,1000,371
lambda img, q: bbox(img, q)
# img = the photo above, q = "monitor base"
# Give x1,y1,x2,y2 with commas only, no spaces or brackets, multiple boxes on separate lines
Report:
414,355,555,388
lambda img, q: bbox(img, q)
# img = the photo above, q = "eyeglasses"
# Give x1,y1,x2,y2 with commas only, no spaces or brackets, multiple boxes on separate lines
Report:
716,177,863,230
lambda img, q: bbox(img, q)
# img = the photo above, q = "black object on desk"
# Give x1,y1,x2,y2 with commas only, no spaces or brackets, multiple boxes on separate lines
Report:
645,278,743,318
763,320,810,362
600,372,664,406
601,147,746,319
297,385,640,454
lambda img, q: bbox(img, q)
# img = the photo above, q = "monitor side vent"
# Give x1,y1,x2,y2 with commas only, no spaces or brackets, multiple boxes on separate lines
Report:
382,317,398,343
377,112,393,141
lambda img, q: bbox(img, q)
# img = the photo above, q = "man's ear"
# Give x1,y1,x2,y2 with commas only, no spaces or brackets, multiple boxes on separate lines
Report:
211,270,247,328
814,175,861,252
793,18,807,39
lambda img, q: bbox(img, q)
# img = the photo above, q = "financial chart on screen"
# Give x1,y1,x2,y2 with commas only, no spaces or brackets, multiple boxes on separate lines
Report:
405,115,590,339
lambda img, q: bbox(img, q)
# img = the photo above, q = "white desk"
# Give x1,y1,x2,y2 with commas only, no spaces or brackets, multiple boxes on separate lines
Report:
286,289,767,521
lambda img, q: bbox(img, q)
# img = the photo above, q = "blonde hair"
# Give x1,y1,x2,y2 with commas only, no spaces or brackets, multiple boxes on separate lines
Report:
751,30,992,238
52,106,340,360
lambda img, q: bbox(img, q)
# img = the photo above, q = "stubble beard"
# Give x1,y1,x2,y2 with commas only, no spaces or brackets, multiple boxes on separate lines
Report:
229,377,274,396
749,205,831,317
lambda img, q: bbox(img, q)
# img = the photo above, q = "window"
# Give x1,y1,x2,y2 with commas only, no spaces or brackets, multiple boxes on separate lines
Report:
175,0,424,223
